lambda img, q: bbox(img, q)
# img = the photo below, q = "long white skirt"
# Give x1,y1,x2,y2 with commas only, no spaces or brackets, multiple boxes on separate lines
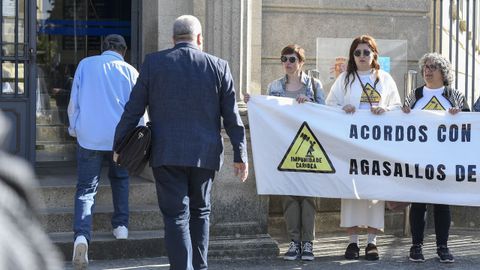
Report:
340,199,385,230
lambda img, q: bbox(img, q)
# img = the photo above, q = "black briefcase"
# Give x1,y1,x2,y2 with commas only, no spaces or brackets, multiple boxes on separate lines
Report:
115,122,152,175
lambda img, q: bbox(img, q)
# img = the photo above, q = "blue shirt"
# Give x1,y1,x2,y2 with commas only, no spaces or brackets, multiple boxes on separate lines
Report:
68,51,139,150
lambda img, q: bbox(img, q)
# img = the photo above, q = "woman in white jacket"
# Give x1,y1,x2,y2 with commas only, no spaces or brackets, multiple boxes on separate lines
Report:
325,35,401,261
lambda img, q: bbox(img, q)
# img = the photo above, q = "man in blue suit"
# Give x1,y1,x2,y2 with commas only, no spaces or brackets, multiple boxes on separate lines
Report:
114,15,248,270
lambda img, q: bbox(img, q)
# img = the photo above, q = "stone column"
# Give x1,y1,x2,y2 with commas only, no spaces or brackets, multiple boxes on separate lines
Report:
203,0,262,99
198,0,277,258
140,0,159,56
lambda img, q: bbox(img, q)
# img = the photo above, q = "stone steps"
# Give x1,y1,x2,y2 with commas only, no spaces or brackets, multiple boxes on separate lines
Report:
38,172,157,208
37,134,280,263
52,230,279,261
50,230,165,261
35,124,74,161
39,204,162,233
35,142,77,162
38,166,167,261
36,109,68,125
36,124,72,142
37,167,160,233
35,109,74,163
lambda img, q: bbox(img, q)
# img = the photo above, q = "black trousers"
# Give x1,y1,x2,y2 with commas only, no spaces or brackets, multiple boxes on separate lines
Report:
410,203,451,246
153,166,215,270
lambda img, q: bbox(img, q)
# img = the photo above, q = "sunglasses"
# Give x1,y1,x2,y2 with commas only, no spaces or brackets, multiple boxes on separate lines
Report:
424,64,438,72
280,55,298,63
353,49,372,57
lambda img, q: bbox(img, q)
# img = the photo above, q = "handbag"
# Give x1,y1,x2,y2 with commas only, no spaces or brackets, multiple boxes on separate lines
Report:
115,122,152,175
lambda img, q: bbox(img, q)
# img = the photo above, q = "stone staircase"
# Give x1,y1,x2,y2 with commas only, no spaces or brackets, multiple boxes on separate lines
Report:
35,132,280,262
36,166,165,261
35,96,76,162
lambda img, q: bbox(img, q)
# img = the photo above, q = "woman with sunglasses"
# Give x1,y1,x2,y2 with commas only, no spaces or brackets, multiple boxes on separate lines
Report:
402,52,469,264
245,44,325,104
325,35,401,261
245,44,325,261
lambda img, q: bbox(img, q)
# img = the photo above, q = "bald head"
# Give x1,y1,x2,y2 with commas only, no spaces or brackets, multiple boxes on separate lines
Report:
173,15,202,43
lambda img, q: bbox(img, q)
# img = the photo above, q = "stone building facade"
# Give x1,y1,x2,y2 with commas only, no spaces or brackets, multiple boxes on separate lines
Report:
142,0,432,100
3,0,480,260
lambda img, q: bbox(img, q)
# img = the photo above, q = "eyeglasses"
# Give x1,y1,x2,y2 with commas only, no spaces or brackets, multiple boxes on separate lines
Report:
353,49,372,57
424,64,438,72
281,55,298,63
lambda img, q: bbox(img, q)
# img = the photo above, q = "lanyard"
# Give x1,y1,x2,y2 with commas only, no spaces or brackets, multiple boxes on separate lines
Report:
354,70,379,106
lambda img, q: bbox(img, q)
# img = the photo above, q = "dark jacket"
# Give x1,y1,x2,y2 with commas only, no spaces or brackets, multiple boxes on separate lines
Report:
114,43,247,170
404,85,470,111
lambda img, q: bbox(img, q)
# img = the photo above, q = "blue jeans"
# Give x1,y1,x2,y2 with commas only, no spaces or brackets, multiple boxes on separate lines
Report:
73,145,129,242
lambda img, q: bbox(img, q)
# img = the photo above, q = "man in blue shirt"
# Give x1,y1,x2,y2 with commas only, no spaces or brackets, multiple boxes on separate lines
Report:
67,34,138,270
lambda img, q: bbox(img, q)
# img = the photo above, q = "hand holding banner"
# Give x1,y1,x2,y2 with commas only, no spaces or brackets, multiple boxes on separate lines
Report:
248,96,480,207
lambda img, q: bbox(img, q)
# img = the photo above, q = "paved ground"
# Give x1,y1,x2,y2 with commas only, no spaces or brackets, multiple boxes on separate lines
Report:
64,230,480,269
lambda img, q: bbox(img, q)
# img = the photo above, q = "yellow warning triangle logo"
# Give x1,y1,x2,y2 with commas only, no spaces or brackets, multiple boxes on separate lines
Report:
422,96,446,111
278,122,336,173
360,83,381,104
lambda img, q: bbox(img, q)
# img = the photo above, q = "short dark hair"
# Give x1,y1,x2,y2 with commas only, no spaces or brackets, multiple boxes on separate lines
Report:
281,44,306,62
102,34,127,53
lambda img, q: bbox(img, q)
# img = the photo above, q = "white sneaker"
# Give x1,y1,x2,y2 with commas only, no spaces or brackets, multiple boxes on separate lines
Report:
72,235,88,270
112,225,128,239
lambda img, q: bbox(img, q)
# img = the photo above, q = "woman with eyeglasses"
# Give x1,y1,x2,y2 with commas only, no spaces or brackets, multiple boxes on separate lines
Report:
245,44,325,261
325,35,401,261
402,52,469,264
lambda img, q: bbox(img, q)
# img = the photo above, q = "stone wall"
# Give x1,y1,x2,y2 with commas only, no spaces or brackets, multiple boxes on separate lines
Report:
141,0,432,96
261,0,431,98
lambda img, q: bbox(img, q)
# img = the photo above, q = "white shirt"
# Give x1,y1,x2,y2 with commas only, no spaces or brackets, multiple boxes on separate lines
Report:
412,86,452,111
326,69,401,111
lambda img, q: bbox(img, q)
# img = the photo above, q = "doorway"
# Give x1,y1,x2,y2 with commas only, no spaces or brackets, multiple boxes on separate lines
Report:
35,0,134,164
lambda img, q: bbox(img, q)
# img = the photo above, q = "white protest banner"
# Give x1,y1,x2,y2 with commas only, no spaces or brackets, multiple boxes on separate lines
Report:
248,96,480,207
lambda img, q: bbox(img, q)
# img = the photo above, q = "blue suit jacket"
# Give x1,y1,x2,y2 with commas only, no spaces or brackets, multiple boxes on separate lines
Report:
114,43,247,171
